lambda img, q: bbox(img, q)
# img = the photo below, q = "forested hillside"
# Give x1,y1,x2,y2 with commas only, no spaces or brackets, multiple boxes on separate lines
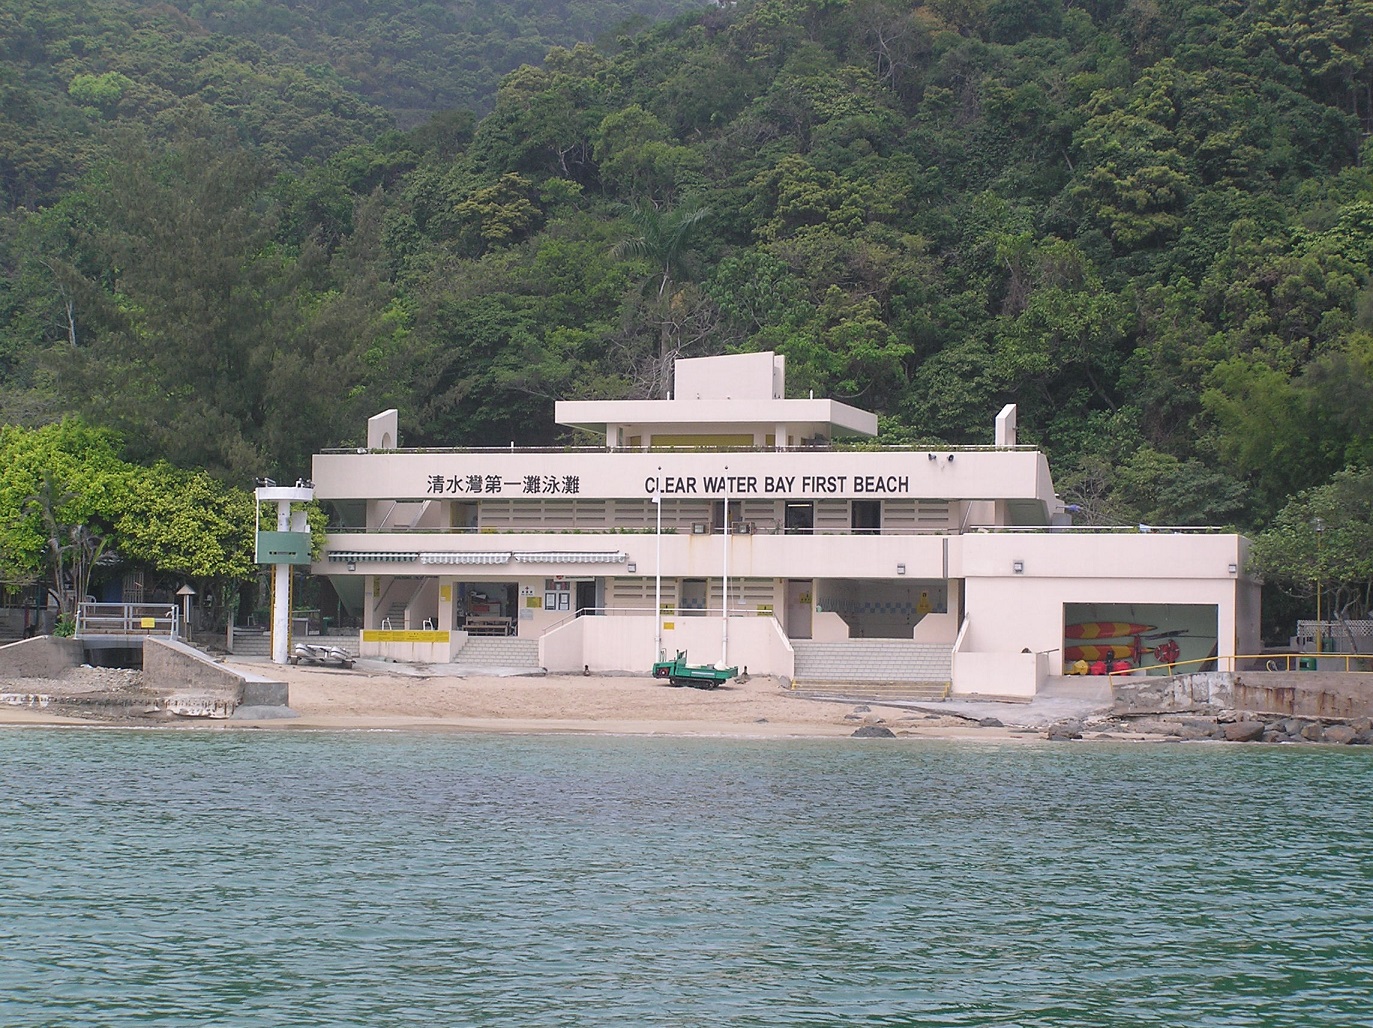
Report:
163,0,715,124
4,0,1373,625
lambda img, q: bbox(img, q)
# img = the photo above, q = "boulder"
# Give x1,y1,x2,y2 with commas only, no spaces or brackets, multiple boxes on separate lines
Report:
1300,722,1325,742
1323,724,1356,745
851,724,895,738
979,717,1004,728
1047,719,1083,741
1222,721,1266,742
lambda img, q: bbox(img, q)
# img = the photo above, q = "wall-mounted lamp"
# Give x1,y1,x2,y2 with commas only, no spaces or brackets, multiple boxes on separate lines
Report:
1012,560,1025,574
896,563,906,575
1227,563,1238,575
627,562,637,573
927,453,937,461
346,560,357,572
946,453,955,462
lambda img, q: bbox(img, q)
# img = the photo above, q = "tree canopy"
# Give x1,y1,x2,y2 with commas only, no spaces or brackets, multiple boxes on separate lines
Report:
4,0,1373,629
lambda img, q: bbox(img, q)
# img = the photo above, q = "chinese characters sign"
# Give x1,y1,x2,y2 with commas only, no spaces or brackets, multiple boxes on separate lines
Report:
426,474,581,495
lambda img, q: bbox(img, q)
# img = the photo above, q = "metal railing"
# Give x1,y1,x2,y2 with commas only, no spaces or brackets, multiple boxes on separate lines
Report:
542,605,775,634
1106,653,1373,684
76,602,179,637
321,442,1041,455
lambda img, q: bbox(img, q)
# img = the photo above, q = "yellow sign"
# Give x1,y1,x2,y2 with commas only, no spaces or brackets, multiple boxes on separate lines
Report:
140,617,156,629
362,630,451,643
439,584,451,601
756,604,773,615
527,596,542,608
661,621,674,631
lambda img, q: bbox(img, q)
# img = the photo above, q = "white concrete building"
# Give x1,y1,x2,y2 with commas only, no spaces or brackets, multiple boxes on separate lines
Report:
310,352,1260,696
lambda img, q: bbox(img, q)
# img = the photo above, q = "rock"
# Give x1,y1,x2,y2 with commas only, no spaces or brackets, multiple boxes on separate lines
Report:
978,717,1004,728
863,715,886,725
753,717,769,724
851,724,895,738
1323,724,1356,745
1222,721,1266,742
1300,723,1325,742
852,704,871,712
843,713,862,720
1046,719,1083,741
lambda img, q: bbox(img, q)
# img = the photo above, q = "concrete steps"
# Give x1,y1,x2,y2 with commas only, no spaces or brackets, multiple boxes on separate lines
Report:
791,639,952,701
229,629,271,657
454,636,540,669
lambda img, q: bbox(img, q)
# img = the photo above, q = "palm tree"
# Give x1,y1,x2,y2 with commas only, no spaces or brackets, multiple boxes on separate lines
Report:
611,201,713,397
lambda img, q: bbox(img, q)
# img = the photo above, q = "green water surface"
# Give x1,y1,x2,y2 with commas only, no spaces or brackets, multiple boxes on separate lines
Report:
1,730,1370,1026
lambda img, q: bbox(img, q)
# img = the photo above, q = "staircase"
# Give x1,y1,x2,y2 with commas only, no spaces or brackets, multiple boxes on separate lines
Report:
790,640,952,701
453,635,541,669
379,603,408,630
230,628,271,657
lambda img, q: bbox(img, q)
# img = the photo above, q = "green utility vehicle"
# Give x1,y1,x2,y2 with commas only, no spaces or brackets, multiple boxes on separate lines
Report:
651,650,738,689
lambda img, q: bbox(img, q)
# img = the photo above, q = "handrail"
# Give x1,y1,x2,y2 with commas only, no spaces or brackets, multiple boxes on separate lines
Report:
372,577,417,627
375,500,399,530
1107,652,1373,684
541,604,776,635
321,443,1043,455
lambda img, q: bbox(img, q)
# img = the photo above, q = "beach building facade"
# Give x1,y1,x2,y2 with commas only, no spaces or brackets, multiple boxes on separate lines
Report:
310,352,1260,696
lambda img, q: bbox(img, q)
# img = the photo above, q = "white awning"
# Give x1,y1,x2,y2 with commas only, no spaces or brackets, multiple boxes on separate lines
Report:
418,552,512,565
512,551,627,564
327,551,419,563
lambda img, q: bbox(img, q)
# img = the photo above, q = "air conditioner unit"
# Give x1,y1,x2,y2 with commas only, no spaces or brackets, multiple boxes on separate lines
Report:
692,522,708,535
732,521,753,535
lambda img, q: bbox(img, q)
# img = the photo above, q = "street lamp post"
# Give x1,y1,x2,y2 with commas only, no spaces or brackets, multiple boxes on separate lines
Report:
1313,517,1325,656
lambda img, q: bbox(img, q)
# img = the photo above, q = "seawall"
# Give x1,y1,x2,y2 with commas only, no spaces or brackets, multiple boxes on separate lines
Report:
1114,670,1373,718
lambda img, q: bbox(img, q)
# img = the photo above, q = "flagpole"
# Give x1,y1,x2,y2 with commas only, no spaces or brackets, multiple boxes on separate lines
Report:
721,465,729,668
654,467,662,663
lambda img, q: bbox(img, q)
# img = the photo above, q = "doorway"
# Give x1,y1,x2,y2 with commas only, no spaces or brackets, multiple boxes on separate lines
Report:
784,502,814,534
575,580,596,616
680,578,708,615
851,500,881,534
786,579,813,639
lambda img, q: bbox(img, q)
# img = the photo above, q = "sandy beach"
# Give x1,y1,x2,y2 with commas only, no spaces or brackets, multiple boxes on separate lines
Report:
0,659,1060,741
223,662,1045,740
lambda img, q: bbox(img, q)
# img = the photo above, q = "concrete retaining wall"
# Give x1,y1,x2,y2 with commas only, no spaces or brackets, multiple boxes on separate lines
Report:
1114,669,1373,718
143,637,289,708
1231,671,1373,719
0,636,83,677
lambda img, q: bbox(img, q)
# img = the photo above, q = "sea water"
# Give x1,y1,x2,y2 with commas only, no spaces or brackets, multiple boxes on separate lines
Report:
1,730,1370,1027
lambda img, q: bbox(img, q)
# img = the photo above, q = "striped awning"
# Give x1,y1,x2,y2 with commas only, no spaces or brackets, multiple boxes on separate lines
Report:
327,551,419,563
419,552,512,565
512,551,627,564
